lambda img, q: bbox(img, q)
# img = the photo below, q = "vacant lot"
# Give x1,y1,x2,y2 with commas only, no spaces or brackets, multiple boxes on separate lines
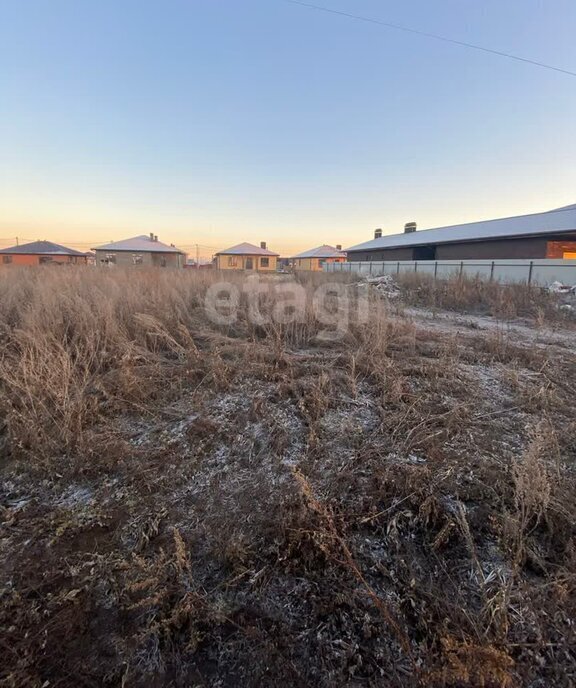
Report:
0,268,575,687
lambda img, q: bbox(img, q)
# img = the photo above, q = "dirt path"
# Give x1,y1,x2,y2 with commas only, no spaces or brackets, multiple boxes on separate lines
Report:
401,305,576,353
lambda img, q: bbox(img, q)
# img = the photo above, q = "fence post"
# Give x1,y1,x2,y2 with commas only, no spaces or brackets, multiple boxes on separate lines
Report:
490,261,495,281
369,261,373,275
434,261,438,279
414,261,418,273
459,261,464,279
397,261,400,275
528,261,534,286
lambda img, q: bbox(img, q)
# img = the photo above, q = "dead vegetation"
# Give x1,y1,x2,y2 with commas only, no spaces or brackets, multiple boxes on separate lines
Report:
0,267,575,687
395,272,576,323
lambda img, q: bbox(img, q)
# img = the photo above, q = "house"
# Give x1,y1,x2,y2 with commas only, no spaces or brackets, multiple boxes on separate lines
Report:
214,242,279,271
291,244,346,271
0,240,88,266
346,204,576,261
93,234,186,267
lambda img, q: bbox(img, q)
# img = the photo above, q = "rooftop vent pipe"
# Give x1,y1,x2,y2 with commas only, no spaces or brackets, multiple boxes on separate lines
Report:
336,244,342,251
374,228,382,239
404,222,417,234
260,241,267,249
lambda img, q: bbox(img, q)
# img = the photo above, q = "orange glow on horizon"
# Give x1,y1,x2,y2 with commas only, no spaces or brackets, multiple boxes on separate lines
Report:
1,191,575,260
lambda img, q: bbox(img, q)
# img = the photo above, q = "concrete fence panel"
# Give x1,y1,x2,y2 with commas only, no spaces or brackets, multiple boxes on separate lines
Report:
325,259,576,286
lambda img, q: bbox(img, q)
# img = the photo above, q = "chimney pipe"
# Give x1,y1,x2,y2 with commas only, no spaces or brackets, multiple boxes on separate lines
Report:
404,222,417,234
154,234,158,242
149,233,154,241
260,241,267,249
374,228,382,239
336,244,342,251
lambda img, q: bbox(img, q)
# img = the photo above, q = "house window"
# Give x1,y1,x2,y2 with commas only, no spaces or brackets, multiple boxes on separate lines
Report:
39,256,53,264
132,254,143,265
228,256,238,267
2,255,12,264
260,257,269,268
105,254,117,264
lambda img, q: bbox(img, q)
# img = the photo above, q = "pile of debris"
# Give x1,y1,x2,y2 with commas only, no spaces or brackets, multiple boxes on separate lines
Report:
359,274,401,299
548,282,576,313
548,281,576,295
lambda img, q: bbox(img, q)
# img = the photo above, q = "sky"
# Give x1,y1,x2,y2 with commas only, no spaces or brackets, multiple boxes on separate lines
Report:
1,0,575,259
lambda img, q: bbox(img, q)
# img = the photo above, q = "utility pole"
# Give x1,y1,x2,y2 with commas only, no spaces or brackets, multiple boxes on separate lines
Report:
196,244,199,269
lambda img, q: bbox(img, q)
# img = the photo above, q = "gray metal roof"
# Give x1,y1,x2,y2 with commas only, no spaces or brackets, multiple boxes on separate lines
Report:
292,244,346,259
347,205,576,253
93,235,185,254
216,242,279,256
0,240,87,256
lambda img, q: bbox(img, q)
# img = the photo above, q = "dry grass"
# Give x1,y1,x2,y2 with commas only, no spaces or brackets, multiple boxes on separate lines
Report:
0,266,575,687
395,272,574,323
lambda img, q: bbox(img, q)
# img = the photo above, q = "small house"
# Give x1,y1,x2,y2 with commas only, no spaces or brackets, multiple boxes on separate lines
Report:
93,234,186,267
291,244,346,271
215,242,279,271
0,240,88,266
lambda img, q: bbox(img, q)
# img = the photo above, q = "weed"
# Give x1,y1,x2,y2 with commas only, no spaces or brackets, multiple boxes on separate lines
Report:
0,267,574,686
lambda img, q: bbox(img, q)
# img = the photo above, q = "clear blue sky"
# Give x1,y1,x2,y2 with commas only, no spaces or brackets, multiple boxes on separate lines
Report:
1,0,575,257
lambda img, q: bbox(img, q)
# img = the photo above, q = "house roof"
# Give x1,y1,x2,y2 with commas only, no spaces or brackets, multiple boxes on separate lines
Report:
292,244,347,259
346,205,576,253
215,242,279,256
93,235,185,254
0,240,88,256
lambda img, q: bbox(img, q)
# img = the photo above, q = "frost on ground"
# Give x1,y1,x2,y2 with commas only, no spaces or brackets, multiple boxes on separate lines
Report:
0,270,575,688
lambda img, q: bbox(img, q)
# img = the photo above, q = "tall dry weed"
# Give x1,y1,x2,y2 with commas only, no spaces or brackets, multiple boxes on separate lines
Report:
397,272,569,322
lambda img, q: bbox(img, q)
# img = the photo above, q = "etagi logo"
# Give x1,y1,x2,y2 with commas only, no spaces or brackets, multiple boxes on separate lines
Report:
204,275,369,340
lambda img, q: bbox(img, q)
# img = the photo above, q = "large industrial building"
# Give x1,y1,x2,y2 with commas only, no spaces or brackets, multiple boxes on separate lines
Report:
346,204,576,261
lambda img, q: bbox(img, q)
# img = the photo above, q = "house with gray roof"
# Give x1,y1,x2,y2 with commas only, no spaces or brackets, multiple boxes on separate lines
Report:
215,242,279,271
0,240,88,266
93,234,186,267
291,244,346,271
346,205,576,261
